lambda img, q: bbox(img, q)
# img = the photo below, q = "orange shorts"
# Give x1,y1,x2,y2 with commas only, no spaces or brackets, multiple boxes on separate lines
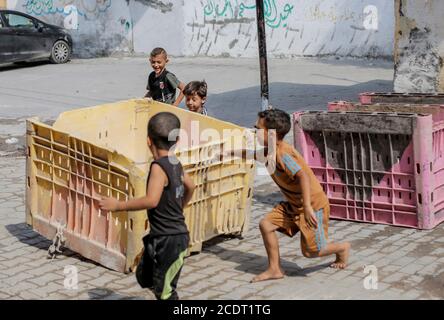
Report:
264,201,330,255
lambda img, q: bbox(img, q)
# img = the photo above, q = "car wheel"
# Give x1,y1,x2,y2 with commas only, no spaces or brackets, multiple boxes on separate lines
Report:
50,40,70,64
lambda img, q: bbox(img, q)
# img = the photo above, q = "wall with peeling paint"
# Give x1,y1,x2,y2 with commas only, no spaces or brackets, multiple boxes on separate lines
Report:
6,0,394,59
6,0,183,57
7,0,134,57
394,0,444,92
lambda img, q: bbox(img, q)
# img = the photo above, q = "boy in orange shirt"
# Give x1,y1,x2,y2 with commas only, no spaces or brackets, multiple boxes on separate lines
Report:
232,109,351,283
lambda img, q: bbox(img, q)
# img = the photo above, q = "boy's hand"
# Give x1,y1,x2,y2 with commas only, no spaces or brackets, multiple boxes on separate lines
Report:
304,205,318,229
99,197,122,212
213,149,251,162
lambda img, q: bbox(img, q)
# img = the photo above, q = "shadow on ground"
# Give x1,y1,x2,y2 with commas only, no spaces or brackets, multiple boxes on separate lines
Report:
202,235,331,277
0,61,51,72
87,288,145,300
207,80,393,127
4,222,101,266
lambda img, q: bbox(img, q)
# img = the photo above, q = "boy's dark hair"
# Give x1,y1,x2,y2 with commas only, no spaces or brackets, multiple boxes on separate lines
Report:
258,108,291,139
148,112,181,150
183,81,207,99
150,47,167,58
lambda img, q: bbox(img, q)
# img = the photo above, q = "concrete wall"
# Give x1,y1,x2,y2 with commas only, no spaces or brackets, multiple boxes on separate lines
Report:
394,0,444,92
6,0,395,59
184,0,394,58
130,0,184,56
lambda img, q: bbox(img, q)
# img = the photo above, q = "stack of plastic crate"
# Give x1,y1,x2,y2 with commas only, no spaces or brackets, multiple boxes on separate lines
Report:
293,93,444,229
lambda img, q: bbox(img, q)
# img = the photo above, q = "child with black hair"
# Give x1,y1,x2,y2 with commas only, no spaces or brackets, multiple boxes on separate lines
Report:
144,47,185,106
223,108,351,283
183,80,208,116
99,112,195,300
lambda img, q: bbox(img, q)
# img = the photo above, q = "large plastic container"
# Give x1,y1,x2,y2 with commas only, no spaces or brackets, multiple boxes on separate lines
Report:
328,102,444,229
360,92,444,105
293,110,444,229
26,99,255,272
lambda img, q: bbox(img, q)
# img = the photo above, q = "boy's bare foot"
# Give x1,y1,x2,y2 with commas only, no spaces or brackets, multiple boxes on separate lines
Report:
330,242,350,269
250,268,285,283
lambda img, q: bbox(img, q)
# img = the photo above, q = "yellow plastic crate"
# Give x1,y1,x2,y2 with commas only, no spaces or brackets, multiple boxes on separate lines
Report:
26,99,255,272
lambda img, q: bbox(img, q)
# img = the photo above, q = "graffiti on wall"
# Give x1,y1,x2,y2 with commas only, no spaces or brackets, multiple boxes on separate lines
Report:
118,16,132,34
133,0,173,13
14,0,389,58
22,0,113,30
186,0,297,55
23,0,112,19
203,0,294,29
185,0,391,58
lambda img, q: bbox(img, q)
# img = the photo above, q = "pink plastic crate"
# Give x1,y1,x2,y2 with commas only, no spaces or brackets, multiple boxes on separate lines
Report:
293,110,444,229
360,92,444,105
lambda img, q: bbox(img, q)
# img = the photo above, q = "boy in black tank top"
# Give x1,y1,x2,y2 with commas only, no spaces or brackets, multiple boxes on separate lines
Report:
100,112,195,300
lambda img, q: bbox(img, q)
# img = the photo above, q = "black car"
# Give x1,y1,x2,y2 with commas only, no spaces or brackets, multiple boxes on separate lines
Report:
0,10,73,64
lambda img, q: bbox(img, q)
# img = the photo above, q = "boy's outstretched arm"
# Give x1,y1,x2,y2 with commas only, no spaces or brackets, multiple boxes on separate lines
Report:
295,170,318,229
182,172,196,207
99,164,167,212
217,148,267,163
173,82,185,107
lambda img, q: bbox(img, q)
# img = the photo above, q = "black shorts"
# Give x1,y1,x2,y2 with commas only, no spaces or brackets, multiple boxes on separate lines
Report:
136,233,189,300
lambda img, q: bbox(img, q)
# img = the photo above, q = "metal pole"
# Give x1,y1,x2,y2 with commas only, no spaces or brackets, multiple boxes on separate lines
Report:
255,0,269,110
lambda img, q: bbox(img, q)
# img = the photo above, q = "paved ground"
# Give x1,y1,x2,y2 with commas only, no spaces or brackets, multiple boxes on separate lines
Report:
1,57,443,300
0,157,443,300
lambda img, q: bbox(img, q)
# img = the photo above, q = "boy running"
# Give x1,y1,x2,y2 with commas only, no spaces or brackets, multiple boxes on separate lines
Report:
227,109,350,283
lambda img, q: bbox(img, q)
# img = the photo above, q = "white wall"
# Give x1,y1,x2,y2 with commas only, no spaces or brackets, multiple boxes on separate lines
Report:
184,0,394,58
130,0,184,56
6,0,395,59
